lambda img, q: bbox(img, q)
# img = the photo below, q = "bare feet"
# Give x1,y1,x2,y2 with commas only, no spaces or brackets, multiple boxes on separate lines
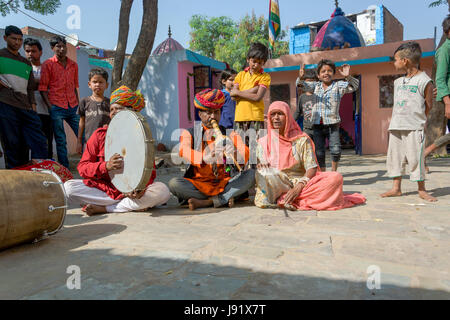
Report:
380,189,402,198
85,204,107,216
418,191,438,202
331,161,339,172
228,197,234,208
188,198,213,211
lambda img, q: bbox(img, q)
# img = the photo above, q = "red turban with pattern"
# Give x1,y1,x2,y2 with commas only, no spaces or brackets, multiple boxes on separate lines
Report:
194,89,225,111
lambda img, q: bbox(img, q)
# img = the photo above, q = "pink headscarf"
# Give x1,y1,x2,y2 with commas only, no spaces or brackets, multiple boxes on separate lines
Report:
258,101,313,171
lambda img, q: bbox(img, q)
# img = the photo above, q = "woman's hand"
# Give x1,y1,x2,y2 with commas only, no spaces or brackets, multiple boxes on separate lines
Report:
257,163,270,170
282,182,305,205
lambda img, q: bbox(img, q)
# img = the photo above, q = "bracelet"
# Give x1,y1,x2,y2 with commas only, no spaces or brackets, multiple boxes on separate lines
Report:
299,176,311,185
297,181,306,188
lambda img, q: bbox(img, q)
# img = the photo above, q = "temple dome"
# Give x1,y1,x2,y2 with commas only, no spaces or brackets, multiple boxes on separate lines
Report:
312,6,365,50
152,26,184,56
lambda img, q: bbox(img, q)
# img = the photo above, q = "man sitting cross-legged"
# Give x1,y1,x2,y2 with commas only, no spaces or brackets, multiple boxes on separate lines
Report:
64,86,170,216
169,89,255,211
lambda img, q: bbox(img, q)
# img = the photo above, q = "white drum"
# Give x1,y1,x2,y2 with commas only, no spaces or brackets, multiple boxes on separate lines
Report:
105,110,155,193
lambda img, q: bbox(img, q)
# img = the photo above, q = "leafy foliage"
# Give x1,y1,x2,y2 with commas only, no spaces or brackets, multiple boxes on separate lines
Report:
428,0,445,8
0,0,61,16
189,12,289,71
188,14,236,59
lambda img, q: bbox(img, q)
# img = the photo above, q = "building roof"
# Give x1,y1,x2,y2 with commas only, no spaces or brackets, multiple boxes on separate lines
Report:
152,26,184,56
292,9,364,30
21,26,90,47
312,6,366,50
264,38,435,73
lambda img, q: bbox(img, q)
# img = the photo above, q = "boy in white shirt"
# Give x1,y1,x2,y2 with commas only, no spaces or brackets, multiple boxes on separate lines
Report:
381,42,437,202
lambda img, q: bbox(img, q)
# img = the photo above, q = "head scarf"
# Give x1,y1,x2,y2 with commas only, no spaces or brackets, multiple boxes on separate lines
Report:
258,101,316,171
194,89,225,111
110,86,146,112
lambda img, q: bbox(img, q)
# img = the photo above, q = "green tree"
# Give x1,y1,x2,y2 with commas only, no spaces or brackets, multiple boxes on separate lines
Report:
429,0,450,9
0,0,60,16
214,12,289,71
188,15,236,59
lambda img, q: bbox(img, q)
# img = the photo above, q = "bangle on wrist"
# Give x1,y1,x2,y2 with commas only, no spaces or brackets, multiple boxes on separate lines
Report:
299,176,311,184
297,181,306,188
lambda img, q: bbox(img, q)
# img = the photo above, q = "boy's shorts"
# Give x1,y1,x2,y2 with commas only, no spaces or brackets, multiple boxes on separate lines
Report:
387,130,426,181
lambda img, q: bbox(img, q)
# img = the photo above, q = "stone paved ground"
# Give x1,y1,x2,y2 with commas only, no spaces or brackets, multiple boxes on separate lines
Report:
0,150,449,300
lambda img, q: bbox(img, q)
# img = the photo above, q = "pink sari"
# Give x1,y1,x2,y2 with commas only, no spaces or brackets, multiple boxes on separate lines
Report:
258,101,366,211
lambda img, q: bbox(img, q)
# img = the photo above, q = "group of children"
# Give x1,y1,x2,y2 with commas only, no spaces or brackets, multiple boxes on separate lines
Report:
218,35,446,202
0,25,112,171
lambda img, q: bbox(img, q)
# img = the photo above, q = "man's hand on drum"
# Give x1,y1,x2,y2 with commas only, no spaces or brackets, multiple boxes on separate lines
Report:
106,153,124,171
124,189,146,200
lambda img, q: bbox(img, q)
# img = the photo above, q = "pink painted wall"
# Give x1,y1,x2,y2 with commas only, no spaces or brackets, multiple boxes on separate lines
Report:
178,62,195,129
264,39,436,155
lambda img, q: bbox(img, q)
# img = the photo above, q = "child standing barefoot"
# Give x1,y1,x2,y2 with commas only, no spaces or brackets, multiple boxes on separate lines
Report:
380,42,437,202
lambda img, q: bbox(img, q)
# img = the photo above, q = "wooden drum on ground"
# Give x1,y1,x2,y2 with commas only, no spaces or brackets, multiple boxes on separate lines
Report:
0,170,67,251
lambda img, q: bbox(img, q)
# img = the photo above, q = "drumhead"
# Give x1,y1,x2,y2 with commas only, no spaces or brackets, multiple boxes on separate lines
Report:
34,169,67,236
105,110,155,193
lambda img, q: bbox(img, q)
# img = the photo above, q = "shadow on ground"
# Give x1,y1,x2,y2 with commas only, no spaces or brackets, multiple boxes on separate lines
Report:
0,222,449,300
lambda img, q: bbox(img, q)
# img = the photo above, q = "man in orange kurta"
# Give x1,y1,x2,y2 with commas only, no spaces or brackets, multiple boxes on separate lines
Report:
168,89,254,211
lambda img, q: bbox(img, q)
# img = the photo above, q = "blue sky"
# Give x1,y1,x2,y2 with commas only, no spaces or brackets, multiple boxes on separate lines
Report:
1,0,447,52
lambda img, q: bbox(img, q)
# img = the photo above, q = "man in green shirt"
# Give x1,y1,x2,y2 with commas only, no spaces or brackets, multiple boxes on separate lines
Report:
436,15,450,118
424,15,450,164
0,25,47,168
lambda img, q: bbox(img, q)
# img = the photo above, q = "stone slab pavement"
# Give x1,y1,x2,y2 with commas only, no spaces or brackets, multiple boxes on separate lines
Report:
0,151,449,300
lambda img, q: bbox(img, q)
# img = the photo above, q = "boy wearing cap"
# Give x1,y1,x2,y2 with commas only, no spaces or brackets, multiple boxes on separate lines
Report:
64,86,171,216
169,89,255,211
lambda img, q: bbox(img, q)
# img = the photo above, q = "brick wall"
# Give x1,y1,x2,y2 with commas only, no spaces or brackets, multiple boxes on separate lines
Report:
383,7,404,43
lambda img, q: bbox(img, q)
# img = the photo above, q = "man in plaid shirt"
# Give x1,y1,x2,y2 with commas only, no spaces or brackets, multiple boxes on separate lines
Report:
296,60,359,171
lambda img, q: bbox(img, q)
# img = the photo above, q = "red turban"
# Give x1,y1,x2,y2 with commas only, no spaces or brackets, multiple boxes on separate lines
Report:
194,89,225,111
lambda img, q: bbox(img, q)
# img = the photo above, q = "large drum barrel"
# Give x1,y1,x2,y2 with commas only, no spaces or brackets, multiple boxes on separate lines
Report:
0,170,67,251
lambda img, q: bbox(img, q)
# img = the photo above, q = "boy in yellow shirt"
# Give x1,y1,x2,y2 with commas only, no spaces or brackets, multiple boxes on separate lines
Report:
231,42,271,134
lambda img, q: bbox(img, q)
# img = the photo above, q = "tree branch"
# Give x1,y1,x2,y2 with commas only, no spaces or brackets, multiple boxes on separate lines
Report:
112,0,134,91
121,0,158,91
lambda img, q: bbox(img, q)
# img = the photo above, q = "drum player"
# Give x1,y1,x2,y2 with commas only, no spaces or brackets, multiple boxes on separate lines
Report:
168,89,255,211
64,86,171,216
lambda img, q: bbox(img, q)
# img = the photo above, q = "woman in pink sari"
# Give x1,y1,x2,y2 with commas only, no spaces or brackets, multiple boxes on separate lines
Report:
255,101,366,211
